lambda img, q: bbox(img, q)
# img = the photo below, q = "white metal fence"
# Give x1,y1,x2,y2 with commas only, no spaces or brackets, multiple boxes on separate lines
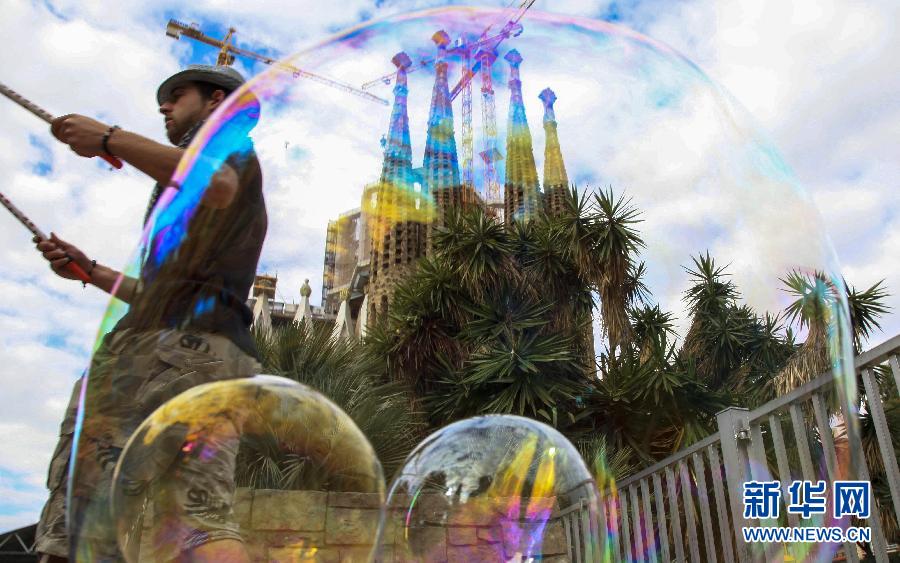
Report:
593,334,900,562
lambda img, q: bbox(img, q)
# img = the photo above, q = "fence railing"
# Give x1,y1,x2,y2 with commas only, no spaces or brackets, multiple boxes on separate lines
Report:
0,524,37,560
556,497,598,562
596,333,900,562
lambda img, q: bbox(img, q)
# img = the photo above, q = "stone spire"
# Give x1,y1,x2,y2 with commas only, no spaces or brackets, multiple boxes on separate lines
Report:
423,30,464,231
380,52,414,188
332,288,355,341
366,52,427,328
503,49,540,224
251,291,272,334
357,294,369,339
251,274,275,333
293,278,313,324
539,88,569,217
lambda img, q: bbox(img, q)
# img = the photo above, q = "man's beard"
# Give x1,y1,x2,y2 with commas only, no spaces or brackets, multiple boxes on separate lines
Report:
167,121,187,144
166,112,202,144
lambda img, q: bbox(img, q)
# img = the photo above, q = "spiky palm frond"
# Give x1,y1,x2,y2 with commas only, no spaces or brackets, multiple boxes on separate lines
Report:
459,295,553,342
592,188,645,353
629,303,677,363
433,206,516,299
736,312,796,406
774,271,837,395
695,304,757,387
683,252,739,315
846,279,891,353
681,253,747,383
576,435,638,493
624,261,652,307
251,322,424,482
463,328,585,422
555,185,601,283
782,270,837,330
587,350,725,463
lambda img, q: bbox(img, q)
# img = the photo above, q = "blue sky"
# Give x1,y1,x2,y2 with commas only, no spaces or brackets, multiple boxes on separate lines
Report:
1,0,898,531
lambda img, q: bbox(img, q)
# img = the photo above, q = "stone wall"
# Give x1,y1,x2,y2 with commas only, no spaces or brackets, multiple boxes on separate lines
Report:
232,489,573,562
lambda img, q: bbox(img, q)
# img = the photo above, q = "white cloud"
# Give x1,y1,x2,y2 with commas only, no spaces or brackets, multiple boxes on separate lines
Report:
643,0,899,343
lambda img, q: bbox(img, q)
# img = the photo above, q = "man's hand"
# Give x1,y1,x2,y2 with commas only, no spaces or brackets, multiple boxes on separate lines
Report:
204,164,239,209
51,114,109,158
34,233,92,281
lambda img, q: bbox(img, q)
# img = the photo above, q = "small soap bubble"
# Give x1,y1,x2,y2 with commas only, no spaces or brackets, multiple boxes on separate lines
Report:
387,415,600,562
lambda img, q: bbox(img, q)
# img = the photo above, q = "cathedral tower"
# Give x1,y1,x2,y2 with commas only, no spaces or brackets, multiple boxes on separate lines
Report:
367,51,425,323
540,88,569,217
503,49,540,224
423,31,467,241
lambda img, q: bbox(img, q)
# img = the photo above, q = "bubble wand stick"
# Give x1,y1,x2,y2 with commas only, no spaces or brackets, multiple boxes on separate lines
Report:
0,191,91,283
0,81,123,169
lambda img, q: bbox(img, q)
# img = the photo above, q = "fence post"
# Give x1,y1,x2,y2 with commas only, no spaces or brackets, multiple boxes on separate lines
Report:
716,407,752,563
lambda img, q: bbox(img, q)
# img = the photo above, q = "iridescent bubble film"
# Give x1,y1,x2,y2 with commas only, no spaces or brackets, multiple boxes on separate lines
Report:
111,376,384,562
68,5,862,562
386,415,600,561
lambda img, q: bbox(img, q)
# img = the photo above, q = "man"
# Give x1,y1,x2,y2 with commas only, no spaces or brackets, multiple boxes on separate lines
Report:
34,65,267,562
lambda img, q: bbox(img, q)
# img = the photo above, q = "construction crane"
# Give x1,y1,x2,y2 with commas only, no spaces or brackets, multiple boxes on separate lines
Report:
450,0,535,207
441,24,524,194
358,0,521,91
444,21,525,200
165,20,388,106
361,56,434,91
447,0,535,104
476,49,503,208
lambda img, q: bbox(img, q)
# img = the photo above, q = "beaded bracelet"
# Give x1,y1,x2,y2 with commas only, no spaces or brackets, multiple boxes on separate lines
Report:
101,126,121,157
82,259,97,288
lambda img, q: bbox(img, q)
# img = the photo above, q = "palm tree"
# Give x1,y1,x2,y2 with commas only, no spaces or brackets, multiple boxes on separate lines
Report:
251,321,425,482
772,271,836,395
367,202,594,428
681,253,743,383
591,189,645,354
363,186,892,490
630,303,676,364
771,272,893,552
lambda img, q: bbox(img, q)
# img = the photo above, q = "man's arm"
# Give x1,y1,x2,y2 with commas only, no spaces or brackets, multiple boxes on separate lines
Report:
51,115,239,209
107,129,239,209
85,263,141,303
35,233,140,304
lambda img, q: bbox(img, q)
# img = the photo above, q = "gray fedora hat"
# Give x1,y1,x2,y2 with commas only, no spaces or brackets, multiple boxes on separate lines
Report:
157,64,246,105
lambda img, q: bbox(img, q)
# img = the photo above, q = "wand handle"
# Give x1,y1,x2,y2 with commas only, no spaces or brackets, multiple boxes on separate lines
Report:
0,82,124,169
0,190,46,239
65,261,91,283
0,191,92,283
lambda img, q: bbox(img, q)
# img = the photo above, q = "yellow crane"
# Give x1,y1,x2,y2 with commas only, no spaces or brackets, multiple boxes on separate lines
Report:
165,20,388,106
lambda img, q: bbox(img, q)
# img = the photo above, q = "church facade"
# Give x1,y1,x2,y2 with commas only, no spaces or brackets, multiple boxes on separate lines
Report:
252,45,570,340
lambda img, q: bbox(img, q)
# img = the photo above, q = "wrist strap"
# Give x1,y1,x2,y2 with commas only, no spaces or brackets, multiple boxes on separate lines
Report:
82,259,97,288
102,126,121,157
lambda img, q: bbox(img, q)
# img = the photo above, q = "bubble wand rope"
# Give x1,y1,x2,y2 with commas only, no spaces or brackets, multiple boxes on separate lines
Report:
0,190,91,283
0,81,123,169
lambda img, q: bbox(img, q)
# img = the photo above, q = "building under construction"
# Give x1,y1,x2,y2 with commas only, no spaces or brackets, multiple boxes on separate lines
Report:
319,42,571,339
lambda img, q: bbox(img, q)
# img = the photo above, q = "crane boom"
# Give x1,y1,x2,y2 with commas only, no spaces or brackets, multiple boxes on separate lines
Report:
166,20,388,106
360,22,521,94
447,0,535,101
361,56,435,90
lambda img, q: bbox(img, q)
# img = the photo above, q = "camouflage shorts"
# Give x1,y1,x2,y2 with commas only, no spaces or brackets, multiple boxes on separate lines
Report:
35,328,260,560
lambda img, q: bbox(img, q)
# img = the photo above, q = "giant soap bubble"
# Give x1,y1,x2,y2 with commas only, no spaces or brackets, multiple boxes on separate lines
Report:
67,6,862,562
110,376,385,562
387,415,600,561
